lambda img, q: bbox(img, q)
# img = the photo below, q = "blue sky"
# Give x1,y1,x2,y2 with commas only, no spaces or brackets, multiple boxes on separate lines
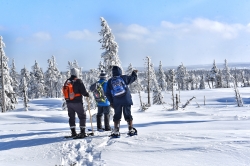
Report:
1,0,250,71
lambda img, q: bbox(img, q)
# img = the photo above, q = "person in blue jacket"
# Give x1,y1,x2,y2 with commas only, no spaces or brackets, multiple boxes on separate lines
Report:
105,66,138,137
96,71,111,131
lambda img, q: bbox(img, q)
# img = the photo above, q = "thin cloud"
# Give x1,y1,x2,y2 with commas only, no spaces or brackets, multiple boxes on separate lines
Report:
127,24,149,35
33,32,51,41
65,29,94,40
161,18,249,39
16,37,24,42
115,24,155,43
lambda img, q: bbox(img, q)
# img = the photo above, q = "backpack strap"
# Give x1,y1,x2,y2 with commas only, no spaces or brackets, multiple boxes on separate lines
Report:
100,81,105,86
65,79,81,98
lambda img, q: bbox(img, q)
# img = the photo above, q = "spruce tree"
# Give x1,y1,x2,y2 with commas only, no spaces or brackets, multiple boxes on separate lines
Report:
157,61,167,91
20,77,29,111
19,66,30,97
126,63,137,93
44,56,60,98
0,36,17,112
31,60,45,98
176,63,187,90
222,59,231,88
199,75,205,89
207,60,218,88
144,57,164,105
99,17,122,77
9,59,19,95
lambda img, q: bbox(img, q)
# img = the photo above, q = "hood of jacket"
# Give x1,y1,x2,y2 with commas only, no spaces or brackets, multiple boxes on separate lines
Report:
112,66,122,77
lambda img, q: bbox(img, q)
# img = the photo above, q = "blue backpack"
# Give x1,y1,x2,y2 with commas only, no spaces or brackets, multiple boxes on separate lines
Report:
111,76,127,97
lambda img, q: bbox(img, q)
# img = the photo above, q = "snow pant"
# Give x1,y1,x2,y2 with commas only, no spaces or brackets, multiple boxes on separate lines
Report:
97,106,110,116
97,106,111,130
113,105,133,122
67,102,86,128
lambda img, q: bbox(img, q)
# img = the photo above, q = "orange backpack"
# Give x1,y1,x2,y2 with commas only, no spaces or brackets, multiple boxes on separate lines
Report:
62,80,81,100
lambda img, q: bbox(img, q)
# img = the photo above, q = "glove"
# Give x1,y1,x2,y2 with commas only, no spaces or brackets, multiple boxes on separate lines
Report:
133,70,138,73
85,92,89,97
110,103,114,109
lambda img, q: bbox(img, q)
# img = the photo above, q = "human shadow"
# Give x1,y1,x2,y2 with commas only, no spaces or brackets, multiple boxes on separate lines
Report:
0,131,59,139
0,136,64,151
15,114,68,123
119,120,213,128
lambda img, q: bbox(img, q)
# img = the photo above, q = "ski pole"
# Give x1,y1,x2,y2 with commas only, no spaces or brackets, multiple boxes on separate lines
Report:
86,97,94,136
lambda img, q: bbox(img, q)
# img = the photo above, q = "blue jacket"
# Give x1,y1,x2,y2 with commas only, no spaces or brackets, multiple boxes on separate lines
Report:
97,79,110,106
106,66,137,106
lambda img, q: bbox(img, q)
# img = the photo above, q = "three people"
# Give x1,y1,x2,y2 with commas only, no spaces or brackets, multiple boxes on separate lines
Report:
64,66,137,138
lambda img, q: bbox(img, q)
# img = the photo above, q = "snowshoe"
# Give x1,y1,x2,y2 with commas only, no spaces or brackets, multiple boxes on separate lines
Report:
127,128,137,136
64,135,76,139
64,131,77,138
109,131,120,138
73,133,89,139
97,128,105,132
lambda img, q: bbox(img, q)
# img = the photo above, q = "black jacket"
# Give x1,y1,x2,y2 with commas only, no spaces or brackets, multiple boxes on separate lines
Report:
106,66,137,106
66,76,89,103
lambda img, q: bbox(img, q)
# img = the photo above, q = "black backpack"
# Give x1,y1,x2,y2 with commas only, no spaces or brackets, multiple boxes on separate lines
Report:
90,82,106,103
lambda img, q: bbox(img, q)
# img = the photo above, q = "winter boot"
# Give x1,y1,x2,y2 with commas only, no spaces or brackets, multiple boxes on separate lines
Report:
97,115,105,131
74,127,88,139
104,114,111,131
71,127,77,137
64,127,77,138
127,120,137,136
110,121,120,138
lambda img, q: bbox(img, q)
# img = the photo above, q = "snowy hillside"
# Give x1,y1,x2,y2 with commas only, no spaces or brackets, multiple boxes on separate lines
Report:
1,88,250,166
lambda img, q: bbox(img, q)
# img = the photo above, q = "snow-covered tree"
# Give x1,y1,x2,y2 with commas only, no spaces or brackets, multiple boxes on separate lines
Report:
188,73,197,90
98,61,105,72
126,63,134,75
207,60,218,88
9,59,19,95
44,55,60,98
144,57,153,106
222,59,231,88
86,69,99,86
231,75,243,107
157,61,167,91
153,87,164,105
168,69,176,109
126,63,137,93
216,69,223,88
99,17,122,77
31,60,45,98
232,68,239,87
0,36,17,112
28,73,36,99
55,73,63,98
240,70,247,87
20,77,29,111
195,73,200,89
199,75,205,89
152,80,164,104
18,66,30,95
176,63,187,90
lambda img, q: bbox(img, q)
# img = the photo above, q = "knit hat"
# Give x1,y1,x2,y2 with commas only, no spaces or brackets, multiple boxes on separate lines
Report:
99,70,107,79
70,68,80,78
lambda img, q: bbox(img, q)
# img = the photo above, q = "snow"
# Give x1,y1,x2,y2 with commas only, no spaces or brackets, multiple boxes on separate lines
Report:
1,88,250,166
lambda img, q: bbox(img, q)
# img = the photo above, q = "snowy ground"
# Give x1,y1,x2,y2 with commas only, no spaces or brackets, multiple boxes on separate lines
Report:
1,88,250,166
